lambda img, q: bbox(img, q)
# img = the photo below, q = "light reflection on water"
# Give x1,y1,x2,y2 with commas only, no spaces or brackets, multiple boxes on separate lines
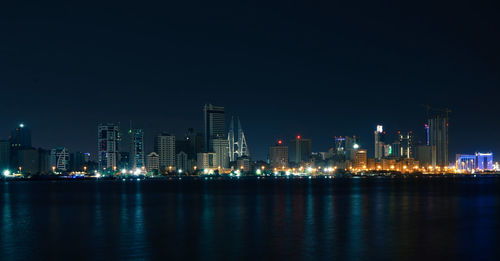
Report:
1,178,500,260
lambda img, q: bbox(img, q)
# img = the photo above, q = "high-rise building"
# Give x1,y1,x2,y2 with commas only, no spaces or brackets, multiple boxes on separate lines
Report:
269,140,288,169
228,117,250,162
203,104,225,152
50,147,70,172
374,125,385,160
353,149,367,169
289,135,312,165
38,149,51,174
97,123,120,170
154,133,176,171
131,129,145,169
176,151,188,172
210,138,229,168
345,136,359,161
398,131,414,159
146,152,160,174
428,114,449,166
416,144,436,167
0,140,10,171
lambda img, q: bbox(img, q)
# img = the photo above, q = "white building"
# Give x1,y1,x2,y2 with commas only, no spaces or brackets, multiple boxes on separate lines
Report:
98,123,120,170
146,152,159,173
176,151,188,172
154,133,175,171
210,138,229,169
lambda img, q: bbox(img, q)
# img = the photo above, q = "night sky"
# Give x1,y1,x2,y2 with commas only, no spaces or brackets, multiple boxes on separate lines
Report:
1,0,499,161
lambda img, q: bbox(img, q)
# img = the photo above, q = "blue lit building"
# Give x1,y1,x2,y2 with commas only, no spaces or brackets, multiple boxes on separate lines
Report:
456,152,494,171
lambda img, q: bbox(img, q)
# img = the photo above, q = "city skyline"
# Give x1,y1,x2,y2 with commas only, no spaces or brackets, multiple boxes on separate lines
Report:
1,1,499,162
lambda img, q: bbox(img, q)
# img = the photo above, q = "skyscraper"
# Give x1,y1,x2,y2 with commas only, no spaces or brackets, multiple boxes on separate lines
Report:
203,104,225,152
269,140,288,169
398,131,414,159
289,135,312,165
374,125,385,160
228,117,250,162
154,133,176,171
131,129,145,169
50,147,70,172
211,138,229,168
97,123,120,170
428,113,449,166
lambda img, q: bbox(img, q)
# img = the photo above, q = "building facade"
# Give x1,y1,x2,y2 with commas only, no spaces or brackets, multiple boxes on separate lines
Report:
50,147,70,172
203,104,225,152
97,123,120,170
154,133,176,171
289,136,312,165
269,140,288,169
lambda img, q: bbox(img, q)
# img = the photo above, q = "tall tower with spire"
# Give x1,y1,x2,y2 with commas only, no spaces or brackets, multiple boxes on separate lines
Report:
228,117,250,162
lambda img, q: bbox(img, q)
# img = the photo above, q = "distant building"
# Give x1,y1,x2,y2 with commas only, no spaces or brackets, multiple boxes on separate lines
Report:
353,149,367,169
398,131,414,159
38,149,51,174
236,156,250,172
374,125,385,160
0,140,10,170
269,140,288,169
176,151,188,172
416,145,435,167
118,152,131,170
154,133,176,171
50,147,70,172
289,135,312,165
70,151,89,172
228,117,250,162
197,152,217,170
211,138,229,168
97,123,120,170
456,152,494,171
428,114,449,166
10,123,32,150
131,129,145,169
18,148,39,174
146,152,160,174
203,104,225,152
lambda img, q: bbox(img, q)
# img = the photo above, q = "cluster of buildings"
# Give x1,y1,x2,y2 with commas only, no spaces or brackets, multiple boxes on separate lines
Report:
1,105,496,177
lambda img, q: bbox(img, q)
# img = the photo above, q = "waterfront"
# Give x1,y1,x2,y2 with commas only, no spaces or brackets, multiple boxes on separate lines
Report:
1,178,500,260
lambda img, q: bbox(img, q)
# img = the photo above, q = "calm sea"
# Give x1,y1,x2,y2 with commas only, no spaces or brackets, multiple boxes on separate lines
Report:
1,177,500,260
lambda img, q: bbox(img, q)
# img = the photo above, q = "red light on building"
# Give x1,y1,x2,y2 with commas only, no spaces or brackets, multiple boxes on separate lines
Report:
297,135,301,139
278,140,282,144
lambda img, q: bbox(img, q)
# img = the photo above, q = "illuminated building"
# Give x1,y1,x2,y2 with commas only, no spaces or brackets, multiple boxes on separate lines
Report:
197,152,217,170
97,123,120,170
203,104,225,152
176,151,188,172
131,129,145,169
289,135,312,165
457,152,494,171
476,152,493,170
374,125,385,160
269,140,288,169
236,156,250,172
334,137,346,154
345,136,359,160
398,131,414,159
353,149,367,169
228,117,250,162
50,147,70,172
383,144,392,157
211,138,229,168
146,152,160,173
118,152,130,170
154,133,176,171
428,113,449,166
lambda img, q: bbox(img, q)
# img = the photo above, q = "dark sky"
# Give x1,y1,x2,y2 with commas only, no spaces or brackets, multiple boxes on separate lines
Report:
1,0,499,161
